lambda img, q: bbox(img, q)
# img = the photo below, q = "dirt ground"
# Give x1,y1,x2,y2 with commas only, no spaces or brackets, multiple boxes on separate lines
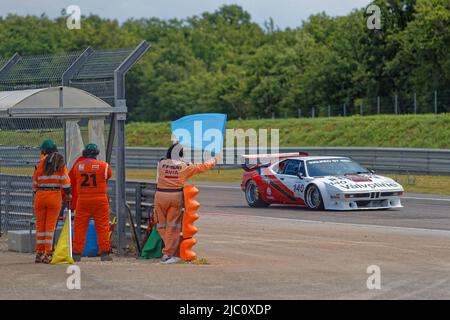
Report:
1,213,450,300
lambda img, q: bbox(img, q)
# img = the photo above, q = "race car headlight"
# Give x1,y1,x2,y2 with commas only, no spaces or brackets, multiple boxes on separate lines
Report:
330,193,341,199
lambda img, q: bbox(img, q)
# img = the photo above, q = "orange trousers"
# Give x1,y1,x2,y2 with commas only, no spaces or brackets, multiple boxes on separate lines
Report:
34,191,62,254
73,196,111,254
154,191,183,257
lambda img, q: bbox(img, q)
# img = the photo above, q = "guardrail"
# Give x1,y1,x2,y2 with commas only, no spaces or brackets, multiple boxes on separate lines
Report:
1,146,449,175
123,147,450,176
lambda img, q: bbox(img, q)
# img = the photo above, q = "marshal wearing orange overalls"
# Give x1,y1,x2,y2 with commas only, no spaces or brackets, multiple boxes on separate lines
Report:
33,140,71,264
71,144,113,262
155,143,219,264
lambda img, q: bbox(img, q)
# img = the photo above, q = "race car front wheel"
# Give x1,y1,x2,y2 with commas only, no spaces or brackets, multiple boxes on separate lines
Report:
245,180,270,208
305,185,324,210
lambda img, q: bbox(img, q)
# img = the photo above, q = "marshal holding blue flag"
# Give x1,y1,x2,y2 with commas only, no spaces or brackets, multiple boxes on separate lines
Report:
147,114,225,264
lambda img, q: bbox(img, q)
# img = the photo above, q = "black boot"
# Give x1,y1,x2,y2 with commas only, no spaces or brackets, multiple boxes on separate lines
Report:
100,251,113,262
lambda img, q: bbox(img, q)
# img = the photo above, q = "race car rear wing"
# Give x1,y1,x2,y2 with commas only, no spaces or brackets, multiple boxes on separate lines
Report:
241,152,309,172
242,152,308,160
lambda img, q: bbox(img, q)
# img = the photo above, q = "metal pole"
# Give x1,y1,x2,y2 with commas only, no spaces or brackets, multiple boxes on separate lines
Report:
434,90,438,114
115,113,127,255
377,96,380,114
0,160,2,237
0,53,21,79
106,117,116,163
59,87,67,161
298,108,302,118
360,104,363,116
135,184,142,243
343,104,347,117
328,105,331,117
394,95,398,115
311,107,315,118
414,93,417,114
113,40,150,255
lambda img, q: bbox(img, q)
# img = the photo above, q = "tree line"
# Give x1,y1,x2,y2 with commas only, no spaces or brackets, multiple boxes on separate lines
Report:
0,0,449,122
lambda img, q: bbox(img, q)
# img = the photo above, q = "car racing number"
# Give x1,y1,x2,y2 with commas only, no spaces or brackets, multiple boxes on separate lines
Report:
293,182,305,197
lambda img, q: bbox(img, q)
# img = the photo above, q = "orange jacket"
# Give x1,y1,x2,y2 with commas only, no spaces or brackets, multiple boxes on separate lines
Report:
72,157,112,197
156,158,217,189
33,156,71,191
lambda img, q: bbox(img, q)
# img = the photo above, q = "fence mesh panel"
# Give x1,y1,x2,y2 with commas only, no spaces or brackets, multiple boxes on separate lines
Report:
0,118,64,232
0,119,115,225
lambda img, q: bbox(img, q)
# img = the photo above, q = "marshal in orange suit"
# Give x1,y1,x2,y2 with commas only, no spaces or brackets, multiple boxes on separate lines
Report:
33,139,71,264
155,143,219,264
71,144,113,262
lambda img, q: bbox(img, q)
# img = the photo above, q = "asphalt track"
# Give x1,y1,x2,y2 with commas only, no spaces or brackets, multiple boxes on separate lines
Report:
194,182,450,231
1,181,449,299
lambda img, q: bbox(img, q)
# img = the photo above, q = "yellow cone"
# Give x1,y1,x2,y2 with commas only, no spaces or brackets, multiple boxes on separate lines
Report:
50,211,74,265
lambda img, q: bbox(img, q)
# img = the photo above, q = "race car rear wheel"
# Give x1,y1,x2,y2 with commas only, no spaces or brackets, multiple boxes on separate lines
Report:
245,180,270,208
305,185,324,210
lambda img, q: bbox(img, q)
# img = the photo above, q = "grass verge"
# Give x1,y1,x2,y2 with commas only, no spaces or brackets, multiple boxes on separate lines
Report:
125,114,450,149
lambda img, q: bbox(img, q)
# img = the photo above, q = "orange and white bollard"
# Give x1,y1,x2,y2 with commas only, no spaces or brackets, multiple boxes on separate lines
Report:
180,185,200,261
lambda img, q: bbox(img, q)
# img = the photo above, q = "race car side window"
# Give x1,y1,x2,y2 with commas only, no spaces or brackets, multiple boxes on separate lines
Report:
298,161,306,177
276,160,289,174
284,160,300,176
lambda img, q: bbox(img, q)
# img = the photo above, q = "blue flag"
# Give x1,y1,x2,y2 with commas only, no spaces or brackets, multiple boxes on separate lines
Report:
171,113,227,154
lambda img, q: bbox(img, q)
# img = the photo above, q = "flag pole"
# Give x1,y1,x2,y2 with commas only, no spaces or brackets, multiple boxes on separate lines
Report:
68,202,73,258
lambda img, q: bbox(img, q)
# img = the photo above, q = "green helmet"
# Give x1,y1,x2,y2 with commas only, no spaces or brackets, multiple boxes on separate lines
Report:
40,139,58,152
84,143,100,156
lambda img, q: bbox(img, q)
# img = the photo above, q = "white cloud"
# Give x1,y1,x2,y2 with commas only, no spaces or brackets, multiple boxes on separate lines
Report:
1,0,372,28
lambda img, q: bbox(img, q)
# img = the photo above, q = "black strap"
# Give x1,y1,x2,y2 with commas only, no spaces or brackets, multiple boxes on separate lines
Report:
37,187,60,191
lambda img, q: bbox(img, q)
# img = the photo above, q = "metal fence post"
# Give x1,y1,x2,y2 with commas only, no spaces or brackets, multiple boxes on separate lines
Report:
360,104,363,116
5,179,11,232
377,96,380,114
434,90,438,114
298,108,302,118
135,184,142,243
414,93,417,114
311,107,315,118
328,105,331,117
113,40,150,255
0,160,2,236
343,104,347,117
394,95,398,114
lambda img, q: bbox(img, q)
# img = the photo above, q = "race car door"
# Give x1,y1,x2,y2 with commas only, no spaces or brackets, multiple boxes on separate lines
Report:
276,159,307,204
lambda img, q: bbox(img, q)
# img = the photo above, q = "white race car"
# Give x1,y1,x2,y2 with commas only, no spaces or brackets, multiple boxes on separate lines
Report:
241,154,404,210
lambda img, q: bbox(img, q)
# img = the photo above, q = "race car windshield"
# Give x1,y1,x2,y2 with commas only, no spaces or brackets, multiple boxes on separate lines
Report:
306,159,370,177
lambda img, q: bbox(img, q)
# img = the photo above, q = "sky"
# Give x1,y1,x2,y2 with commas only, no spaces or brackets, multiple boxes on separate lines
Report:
2,0,372,29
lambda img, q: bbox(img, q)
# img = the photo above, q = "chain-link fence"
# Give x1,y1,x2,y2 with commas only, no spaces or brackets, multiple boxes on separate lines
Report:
0,118,89,232
0,117,139,254
255,90,450,120
0,118,63,233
